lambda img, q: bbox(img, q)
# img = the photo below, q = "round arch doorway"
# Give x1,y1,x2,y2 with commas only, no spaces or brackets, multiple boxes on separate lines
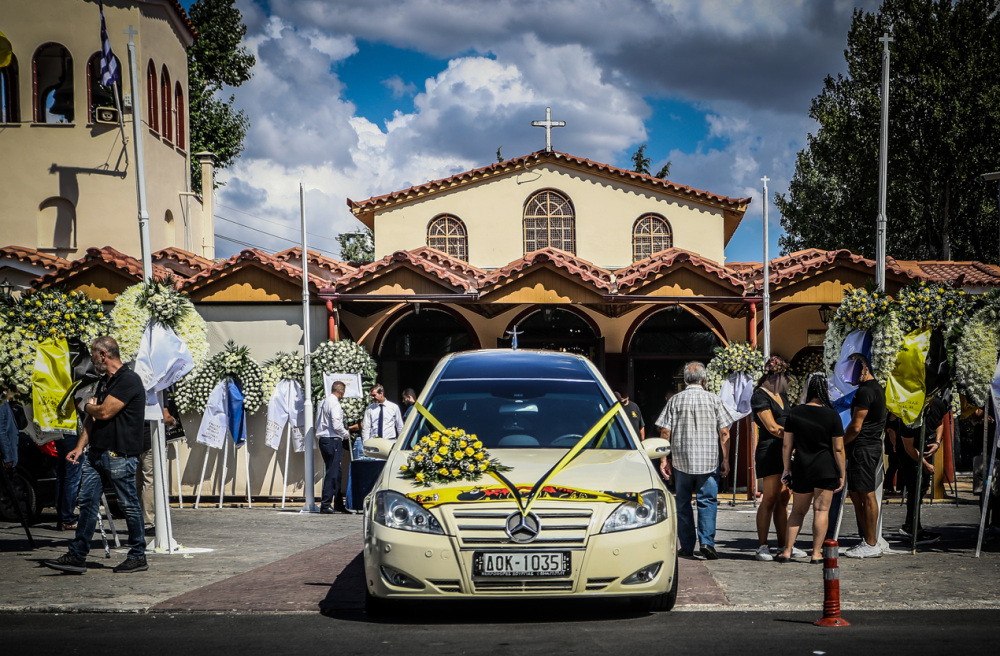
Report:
377,307,478,402
499,307,604,369
627,306,725,429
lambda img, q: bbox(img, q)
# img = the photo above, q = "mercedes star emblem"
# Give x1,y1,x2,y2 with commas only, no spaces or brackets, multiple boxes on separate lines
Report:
505,511,541,543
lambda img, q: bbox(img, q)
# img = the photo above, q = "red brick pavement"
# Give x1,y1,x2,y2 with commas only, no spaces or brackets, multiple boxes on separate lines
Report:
152,535,728,612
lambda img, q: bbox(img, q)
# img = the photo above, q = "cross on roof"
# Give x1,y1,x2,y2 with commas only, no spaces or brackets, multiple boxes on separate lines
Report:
761,175,770,186
879,33,893,50
124,25,138,44
531,107,565,153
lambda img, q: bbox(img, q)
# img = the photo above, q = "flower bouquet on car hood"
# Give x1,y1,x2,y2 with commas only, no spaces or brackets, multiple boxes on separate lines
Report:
399,428,511,487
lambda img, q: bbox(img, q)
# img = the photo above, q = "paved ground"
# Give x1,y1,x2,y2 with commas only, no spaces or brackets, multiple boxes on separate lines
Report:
3,610,999,654
1,494,998,614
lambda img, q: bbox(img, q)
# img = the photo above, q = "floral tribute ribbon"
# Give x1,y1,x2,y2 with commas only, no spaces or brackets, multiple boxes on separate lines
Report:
410,401,628,516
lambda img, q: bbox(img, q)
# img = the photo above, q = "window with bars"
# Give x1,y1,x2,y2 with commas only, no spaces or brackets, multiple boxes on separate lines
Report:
427,215,468,261
523,190,575,254
632,214,673,262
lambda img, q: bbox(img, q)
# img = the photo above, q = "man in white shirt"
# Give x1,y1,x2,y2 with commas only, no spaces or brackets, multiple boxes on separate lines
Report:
316,381,350,514
361,384,405,444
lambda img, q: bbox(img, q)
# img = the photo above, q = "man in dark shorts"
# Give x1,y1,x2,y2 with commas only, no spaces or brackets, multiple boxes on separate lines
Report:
891,395,946,545
616,390,645,439
43,336,148,574
843,353,886,559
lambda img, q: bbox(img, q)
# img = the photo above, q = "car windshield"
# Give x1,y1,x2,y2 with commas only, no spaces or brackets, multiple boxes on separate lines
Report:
404,378,633,450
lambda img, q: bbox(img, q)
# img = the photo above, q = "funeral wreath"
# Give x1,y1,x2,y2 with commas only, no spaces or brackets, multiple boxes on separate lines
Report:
175,340,266,414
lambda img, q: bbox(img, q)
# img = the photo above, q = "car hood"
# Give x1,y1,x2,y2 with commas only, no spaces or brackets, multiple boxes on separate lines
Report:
382,448,656,496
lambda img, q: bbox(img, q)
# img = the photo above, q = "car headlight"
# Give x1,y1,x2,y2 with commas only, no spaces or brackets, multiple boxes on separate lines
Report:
601,488,668,533
374,490,445,535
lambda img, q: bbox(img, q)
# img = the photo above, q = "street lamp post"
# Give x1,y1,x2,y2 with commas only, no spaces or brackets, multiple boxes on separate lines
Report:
984,172,1000,265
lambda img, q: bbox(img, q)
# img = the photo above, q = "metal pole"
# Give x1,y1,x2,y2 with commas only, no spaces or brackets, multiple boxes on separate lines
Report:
876,33,893,291
975,414,998,558
300,183,318,513
761,176,771,360
281,423,290,509
218,437,229,509
912,418,927,554
731,421,740,506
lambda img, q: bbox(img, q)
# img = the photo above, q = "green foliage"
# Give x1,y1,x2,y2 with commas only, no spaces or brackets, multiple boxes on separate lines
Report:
776,0,1000,261
655,162,672,179
336,228,375,263
630,144,651,175
187,0,255,190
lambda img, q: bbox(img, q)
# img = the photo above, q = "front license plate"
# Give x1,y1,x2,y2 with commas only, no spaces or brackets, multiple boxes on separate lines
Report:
473,552,570,577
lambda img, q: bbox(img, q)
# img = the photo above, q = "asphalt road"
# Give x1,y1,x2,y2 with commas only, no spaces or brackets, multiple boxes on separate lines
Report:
4,609,997,654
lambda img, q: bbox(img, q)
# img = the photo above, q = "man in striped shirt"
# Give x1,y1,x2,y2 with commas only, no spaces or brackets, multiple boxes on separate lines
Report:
656,361,735,560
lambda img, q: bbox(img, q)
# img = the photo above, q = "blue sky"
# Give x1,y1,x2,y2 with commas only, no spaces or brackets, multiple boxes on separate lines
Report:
180,0,877,264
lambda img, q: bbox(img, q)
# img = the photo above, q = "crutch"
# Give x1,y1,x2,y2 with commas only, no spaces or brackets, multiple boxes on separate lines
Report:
95,504,111,558
100,492,120,547
194,445,210,509
281,424,291,508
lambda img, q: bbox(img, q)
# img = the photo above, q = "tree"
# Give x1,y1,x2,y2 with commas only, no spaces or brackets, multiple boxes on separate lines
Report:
336,228,374,264
187,0,255,190
630,144,651,175
776,0,1000,261
655,162,672,179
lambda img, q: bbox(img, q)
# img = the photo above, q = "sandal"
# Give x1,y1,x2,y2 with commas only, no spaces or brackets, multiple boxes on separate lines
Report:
810,558,824,564
774,555,793,563
59,522,78,531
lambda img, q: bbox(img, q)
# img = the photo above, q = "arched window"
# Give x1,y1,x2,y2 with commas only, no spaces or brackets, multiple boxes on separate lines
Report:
86,52,123,123
523,190,575,254
174,82,185,149
426,215,468,261
1,54,19,123
632,214,673,262
37,197,76,249
146,60,158,132
160,65,172,143
33,43,74,123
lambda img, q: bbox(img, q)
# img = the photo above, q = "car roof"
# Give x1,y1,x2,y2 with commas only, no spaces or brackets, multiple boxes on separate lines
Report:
438,350,595,381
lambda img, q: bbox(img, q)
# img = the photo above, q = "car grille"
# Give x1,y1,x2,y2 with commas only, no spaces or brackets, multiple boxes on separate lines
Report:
586,577,618,591
450,506,594,549
427,579,462,593
474,579,575,593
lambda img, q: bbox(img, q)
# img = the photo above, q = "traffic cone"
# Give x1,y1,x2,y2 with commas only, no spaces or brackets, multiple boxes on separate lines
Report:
814,539,850,627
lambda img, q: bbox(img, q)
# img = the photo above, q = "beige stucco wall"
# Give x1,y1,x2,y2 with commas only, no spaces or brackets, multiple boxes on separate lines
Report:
0,0,200,260
372,163,729,269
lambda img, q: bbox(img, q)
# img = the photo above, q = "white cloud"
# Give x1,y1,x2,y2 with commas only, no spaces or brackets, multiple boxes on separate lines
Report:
381,75,417,98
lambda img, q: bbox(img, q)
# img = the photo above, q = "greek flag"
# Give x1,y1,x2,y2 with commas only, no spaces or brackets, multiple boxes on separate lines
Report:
99,1,119,86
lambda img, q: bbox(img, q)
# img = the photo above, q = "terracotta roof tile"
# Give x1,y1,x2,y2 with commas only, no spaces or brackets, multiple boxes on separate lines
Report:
615,248,749,292
334,250,480,293
271,248,357,279
152,247,213,274
744,249,918,291
34,246,174,288
894,261,1000,287
168,1,198,40
481,248,614,292
182,249,331,293
348,150,751,217
0,246,68,272
408,247,489,282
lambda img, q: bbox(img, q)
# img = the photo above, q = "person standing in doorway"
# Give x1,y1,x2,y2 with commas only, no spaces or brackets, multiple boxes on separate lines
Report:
842,353,887,559
43,336,147,574
655,362,735,560
361,384,404,445
616,390,645,439
401,388,417,421
316,381,350,514
750,356,806,561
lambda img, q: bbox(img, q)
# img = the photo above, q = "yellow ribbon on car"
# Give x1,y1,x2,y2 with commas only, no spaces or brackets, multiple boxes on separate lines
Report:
411,401,627,516
407,483,639,509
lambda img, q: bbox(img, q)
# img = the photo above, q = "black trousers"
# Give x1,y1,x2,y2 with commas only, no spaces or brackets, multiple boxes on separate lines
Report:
900,457,930,532
318,437,344,509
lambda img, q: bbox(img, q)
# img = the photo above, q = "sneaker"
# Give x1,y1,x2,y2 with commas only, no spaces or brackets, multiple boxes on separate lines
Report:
113,557,149,573
843,541,882,559
914,530,941,546
790,547,808,559
43,553,87,574
699,545,719,560
754,545,774,561
898,526,913,537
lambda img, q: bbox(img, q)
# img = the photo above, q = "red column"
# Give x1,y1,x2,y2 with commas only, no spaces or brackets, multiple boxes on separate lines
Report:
326,300,339,341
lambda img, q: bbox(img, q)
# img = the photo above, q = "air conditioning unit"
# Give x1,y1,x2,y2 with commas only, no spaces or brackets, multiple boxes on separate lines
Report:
94,107,120,125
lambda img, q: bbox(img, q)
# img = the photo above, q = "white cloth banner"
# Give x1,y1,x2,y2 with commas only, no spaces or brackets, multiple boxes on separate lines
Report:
719,372,754,421
134,322,195,406
829,329,871,403
196,381,228,450
323,372,362,398
265,379,305,451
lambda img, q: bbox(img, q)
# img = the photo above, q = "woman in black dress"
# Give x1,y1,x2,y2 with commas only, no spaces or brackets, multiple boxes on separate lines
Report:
776,373,846,563
751,356,798,561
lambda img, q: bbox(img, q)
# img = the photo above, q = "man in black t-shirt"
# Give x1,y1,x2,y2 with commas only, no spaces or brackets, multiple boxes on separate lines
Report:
843,353,887,559
890,396,947,545
616,390,645,439
43,336,148,575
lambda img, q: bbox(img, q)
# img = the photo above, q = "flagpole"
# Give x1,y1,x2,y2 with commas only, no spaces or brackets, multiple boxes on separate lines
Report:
876,33,893,292
761,176,771,360
300,183,318,513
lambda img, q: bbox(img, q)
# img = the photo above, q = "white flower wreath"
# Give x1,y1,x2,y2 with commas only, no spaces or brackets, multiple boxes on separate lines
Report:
174,341,266,414
261,351,305,403
110,281,209,368
310,339,377,428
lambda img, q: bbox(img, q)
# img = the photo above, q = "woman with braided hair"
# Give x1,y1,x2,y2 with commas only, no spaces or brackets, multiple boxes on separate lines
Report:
776,373,846,563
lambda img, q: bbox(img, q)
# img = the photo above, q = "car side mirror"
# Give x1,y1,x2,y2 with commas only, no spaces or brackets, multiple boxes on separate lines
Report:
642,438,670,460
363,437,396,460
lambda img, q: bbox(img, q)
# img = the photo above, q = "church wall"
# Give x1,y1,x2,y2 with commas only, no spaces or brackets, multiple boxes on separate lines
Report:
372,163,728,269
0,0,194,261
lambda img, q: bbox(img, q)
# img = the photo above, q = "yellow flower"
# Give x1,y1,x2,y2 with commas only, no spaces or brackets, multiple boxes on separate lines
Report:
459,440,467,448
438,468,449,476
479,463,489,471
438,446,448,455
420,436,430,444
66,302,72,308
39,320,47,327
473,441,482,450
474,452,485,461
441,436,451,445
96,312,103,319
432,455,442,463
451,469,460,477
415,472,425,482
465,447,475,456
400,464,409,471
49,328,57,334
453,450,464,459
431,431,441,439
35,301,41,307
414,455,424,462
